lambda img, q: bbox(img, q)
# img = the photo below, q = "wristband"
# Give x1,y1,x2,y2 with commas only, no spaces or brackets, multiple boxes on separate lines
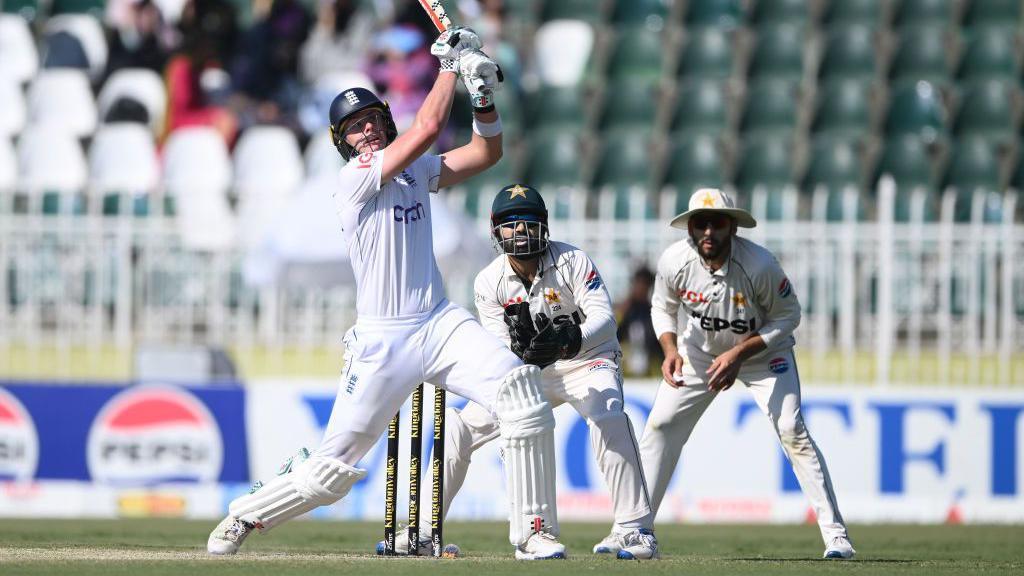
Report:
472,115,503,138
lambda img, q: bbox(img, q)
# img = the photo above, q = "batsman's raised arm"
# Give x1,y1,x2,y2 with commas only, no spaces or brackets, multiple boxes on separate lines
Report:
438,49,505,188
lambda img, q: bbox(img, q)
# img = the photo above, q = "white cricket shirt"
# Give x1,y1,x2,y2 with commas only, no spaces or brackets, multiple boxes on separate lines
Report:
332,149,445,318
473,240,620,364
651,235,801,359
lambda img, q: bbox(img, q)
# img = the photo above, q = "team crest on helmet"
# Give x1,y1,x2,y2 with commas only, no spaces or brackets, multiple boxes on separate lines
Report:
508,185,528,199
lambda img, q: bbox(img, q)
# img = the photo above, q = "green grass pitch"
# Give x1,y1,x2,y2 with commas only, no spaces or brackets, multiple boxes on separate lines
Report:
0,519,1022,575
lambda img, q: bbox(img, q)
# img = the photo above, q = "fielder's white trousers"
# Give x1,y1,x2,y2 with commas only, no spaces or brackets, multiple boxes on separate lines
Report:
444,353,654,528
639,348,849,544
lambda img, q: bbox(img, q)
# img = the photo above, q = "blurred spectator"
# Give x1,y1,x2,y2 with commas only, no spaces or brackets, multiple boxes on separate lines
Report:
105,0,173,81
165,34,237,144
365,21,435,130
178,0,238,68
617,265,660,377
231,0,312,131
299,0,374,84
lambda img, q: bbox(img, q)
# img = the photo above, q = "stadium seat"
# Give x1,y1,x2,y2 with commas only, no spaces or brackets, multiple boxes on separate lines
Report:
598,78,660,134
804,136,865,192
750,0,808,26
822,0,881,27
88,123,159,216
163,127,235,249
606,25,667,80
818,24,878,82
0,78,27,138
956,27,1021,83
943,137,1006,223
524,132,583,188
27,69,98,139
748,23,807,81
16,124,88,214
685,0,743,29
593,133,654,189
304,131,343,181
0,14,39,85
671,80,731,136
677,27,736,80
884,80,948,143
44,14,108,83
873,136,937,198
51,0,105,16
541,0,606,24
98,68,168,134
739,78,800,136
888,25,953,87
735,134,796,192
812,79,872,139
962,0,1021,29
611,0,669,25
461,157,515,217
525,86,587,133
233,126,303,249
953,80,1020,146
662,134,727,214
892,0,952,28
534,19,594,87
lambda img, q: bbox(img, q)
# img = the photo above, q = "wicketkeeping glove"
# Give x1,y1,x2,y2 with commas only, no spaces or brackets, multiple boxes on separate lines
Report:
523,313,562,369
553,316,582,360
503,302,536,360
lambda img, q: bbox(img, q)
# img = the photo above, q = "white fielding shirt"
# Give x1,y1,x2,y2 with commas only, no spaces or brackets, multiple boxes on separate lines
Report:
474,240,620,364
332,149,445,318
651,235,801,359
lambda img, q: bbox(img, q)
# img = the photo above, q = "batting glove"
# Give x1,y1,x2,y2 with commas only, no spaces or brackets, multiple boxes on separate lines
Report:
431,25,482,72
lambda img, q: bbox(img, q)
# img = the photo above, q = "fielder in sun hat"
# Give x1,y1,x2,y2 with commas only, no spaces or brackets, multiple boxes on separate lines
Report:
669,188,757,230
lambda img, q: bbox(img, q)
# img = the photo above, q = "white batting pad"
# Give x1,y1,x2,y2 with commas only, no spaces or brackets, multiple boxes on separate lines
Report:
494,365,559,545
229,450,366,531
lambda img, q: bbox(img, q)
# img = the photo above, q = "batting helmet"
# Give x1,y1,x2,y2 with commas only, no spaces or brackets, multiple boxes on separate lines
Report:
328,87,398,161
490,184,549,258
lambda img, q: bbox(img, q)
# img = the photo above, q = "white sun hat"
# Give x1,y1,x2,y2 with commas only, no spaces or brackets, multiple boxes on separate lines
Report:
669,187,757,229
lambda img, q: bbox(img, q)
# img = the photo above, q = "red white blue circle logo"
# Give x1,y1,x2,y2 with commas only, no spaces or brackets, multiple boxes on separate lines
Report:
0,388,39,481
769,357,790,374
87,385,223,485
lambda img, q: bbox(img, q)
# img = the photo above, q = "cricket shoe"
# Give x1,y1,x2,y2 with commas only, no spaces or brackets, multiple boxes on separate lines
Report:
593,530,624,554
514,532,566,560
823,535,856,559
207,516,254,555
375,526,434,556
615,529,660,560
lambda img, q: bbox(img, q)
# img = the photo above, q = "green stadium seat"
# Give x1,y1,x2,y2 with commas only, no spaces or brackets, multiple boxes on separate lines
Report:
818,24,878,82
812,79,872,139
51,0,105,16
953,80,1020,146
524,132,583,188
736,134,795,192
873,136,936,190
1014,150,1024,191
671,80,730,136
750,0,808,26
2,0,41,21
957,27,1021,83
462,157,515,216
598,78,660,133
804,136,865,192
525,86,587,132
962,0,1021,29
593,133,654,189
611,0,670,25
944,137,1001,192
685,0,743,28
678,27,736,80
822,0,881,27
739,78,800,136
893,0,952,28
748,23,807,81
884,80,948,142
607,25,667,80
888,25,953,87
541,0,606,24
663,135,727,212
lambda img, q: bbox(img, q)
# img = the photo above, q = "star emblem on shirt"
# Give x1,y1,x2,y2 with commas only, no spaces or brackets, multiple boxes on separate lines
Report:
509,185,528,199
732,292,747,307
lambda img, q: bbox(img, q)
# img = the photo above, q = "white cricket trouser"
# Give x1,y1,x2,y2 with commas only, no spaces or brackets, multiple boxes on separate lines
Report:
444,353,653,528
639,348,848,544
315,299,521,465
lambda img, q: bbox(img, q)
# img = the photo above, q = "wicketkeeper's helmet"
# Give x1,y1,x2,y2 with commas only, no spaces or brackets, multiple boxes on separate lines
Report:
328,87,398,161
490,184,549,258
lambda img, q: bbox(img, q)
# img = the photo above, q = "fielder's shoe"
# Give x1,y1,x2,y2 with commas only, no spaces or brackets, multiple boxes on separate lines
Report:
514,532,566,560
615,529,660,560
823,535,856,559
593,530,624,554
374,526,434,556
207,516,254,555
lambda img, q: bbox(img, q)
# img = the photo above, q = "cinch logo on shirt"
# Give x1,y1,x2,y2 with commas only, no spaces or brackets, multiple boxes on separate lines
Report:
393,202,425,223
690,312,758,334
677,289,709,303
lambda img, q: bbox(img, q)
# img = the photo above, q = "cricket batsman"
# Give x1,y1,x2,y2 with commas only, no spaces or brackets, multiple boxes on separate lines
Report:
640,187,856,560
207,26,565,560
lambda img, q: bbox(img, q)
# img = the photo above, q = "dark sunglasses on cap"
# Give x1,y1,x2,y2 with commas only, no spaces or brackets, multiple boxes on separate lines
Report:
690,212,732,230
